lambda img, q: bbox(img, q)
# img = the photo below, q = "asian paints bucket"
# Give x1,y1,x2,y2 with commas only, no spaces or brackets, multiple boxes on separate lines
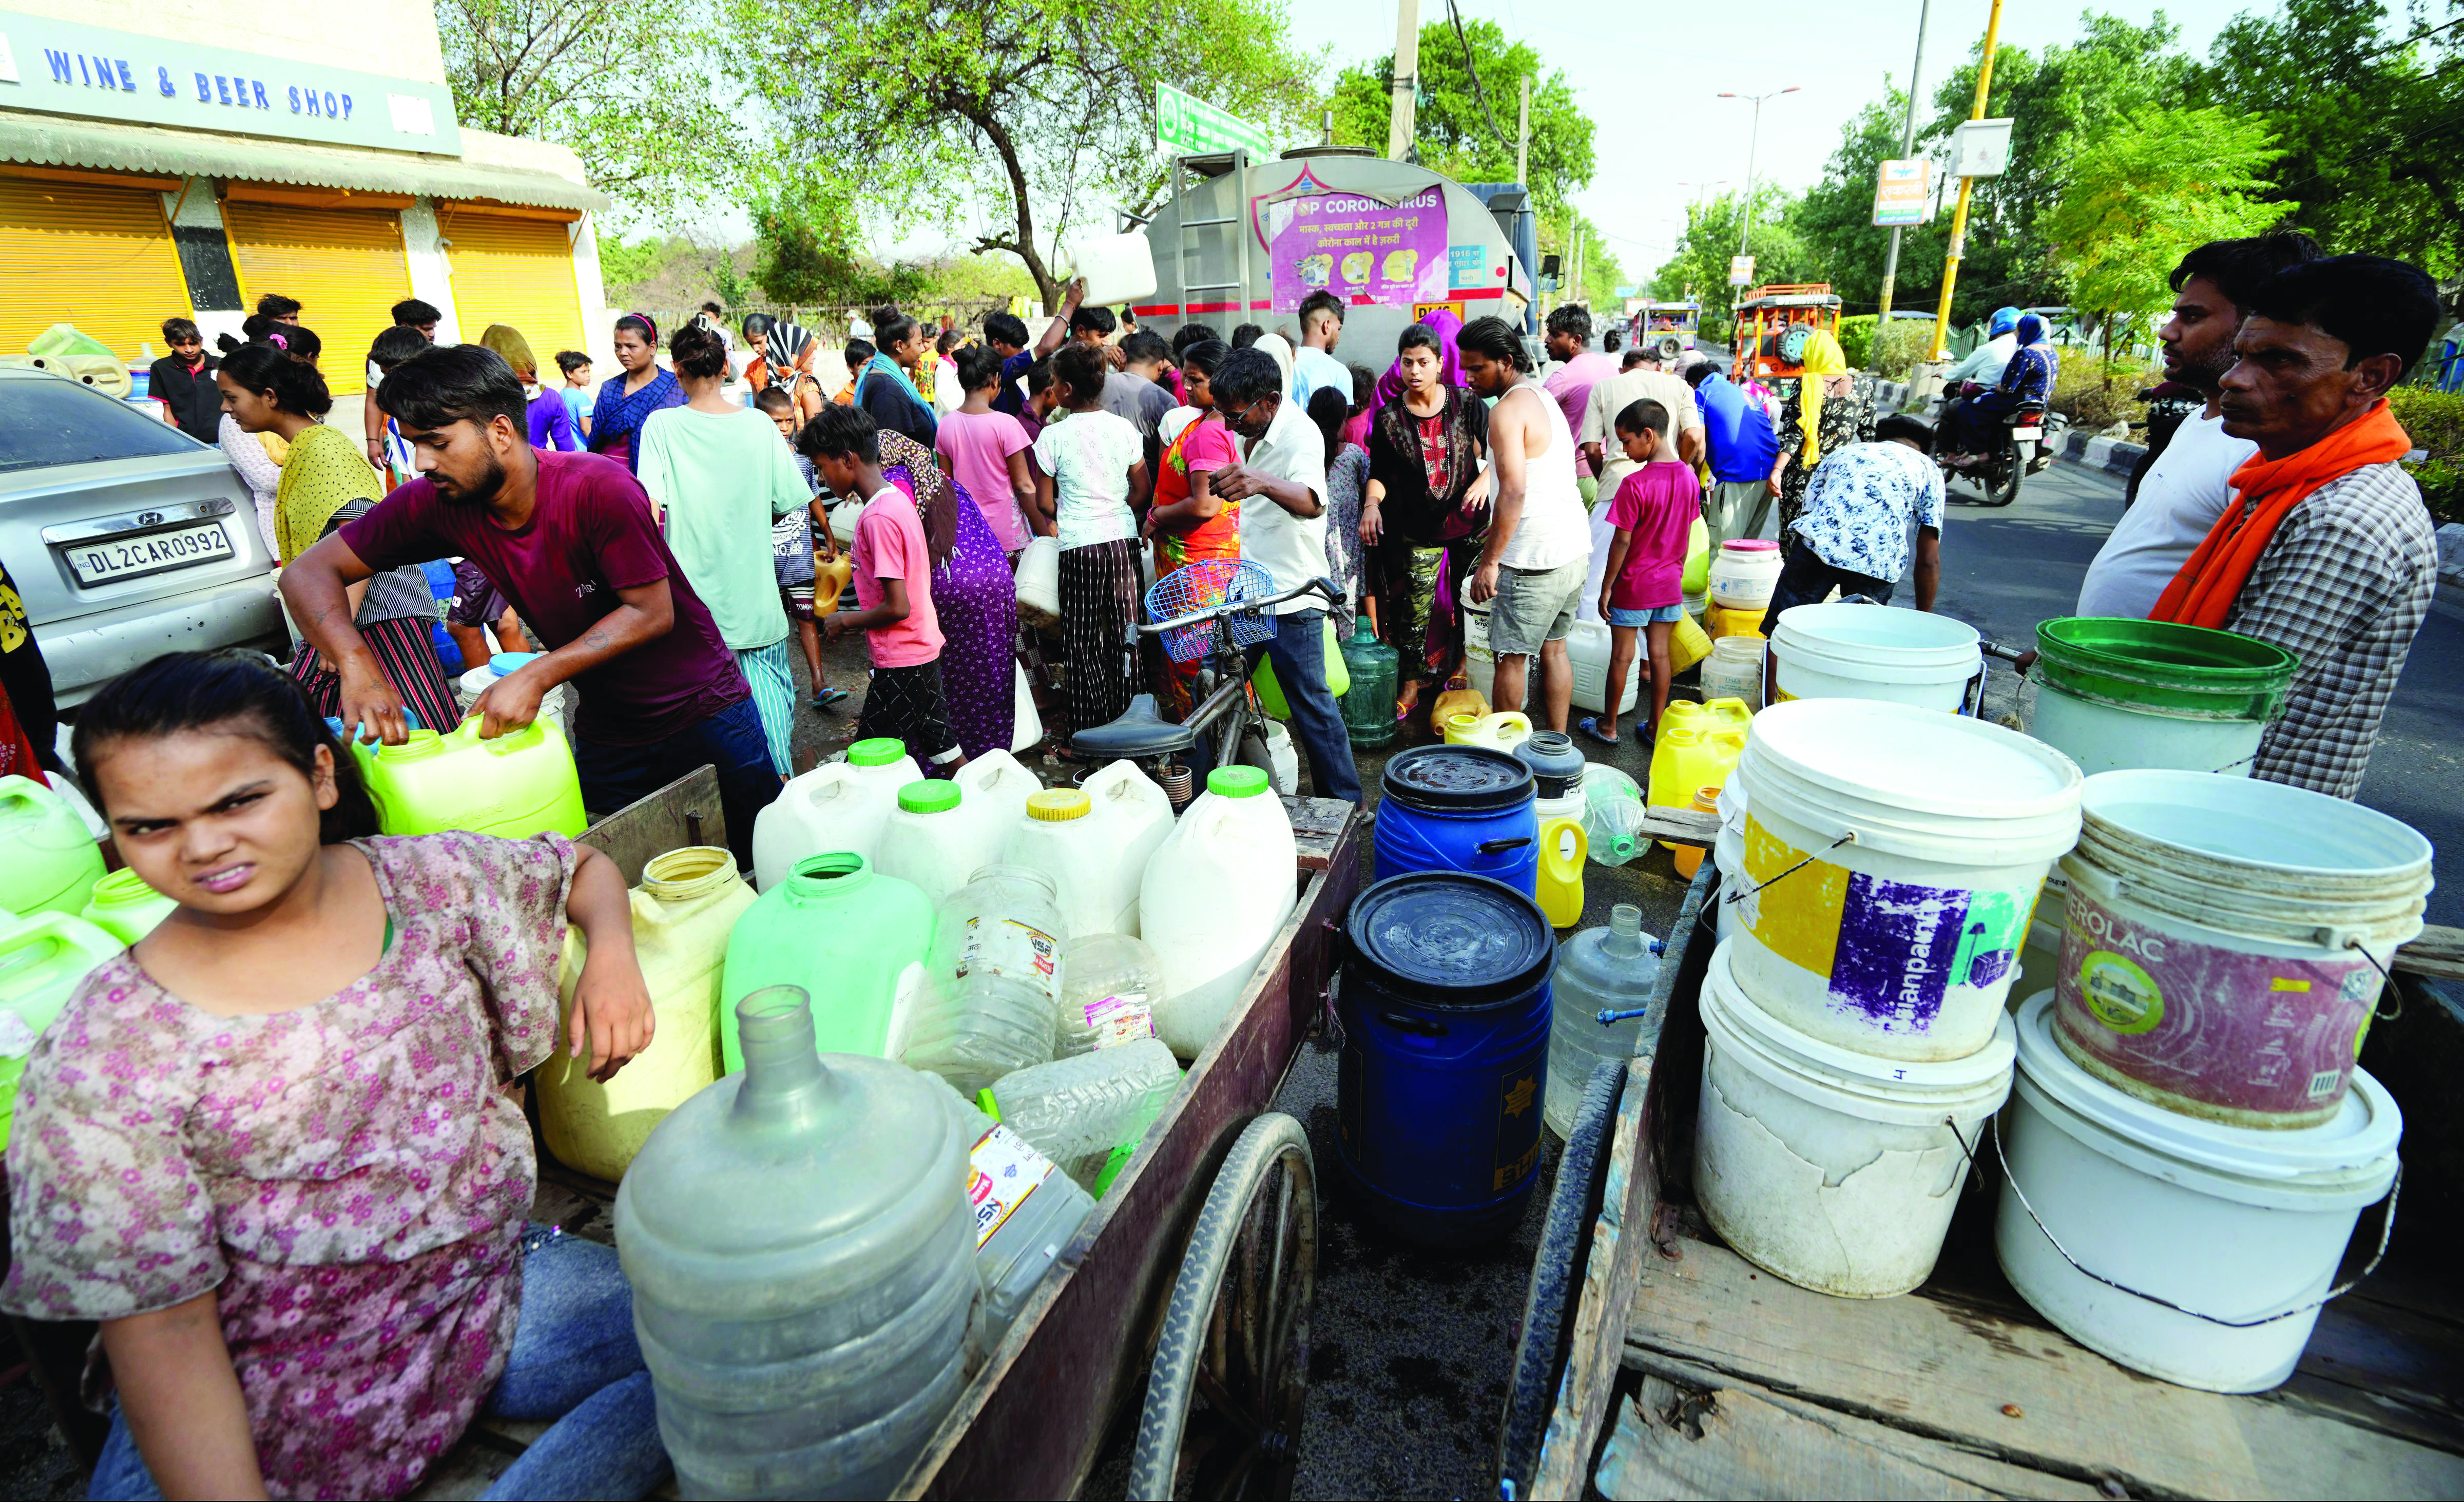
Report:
2029,618,2297,778
1374,746,1540,896
1996,993,2401,1392
2053,770,2430,1128
1768,603,1981,714
1696,940,2015,1298
1725,699,2082,1061
1337,873,1554,1246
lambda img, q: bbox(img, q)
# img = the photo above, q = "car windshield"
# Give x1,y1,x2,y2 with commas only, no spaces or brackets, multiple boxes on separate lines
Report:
0,379,204,474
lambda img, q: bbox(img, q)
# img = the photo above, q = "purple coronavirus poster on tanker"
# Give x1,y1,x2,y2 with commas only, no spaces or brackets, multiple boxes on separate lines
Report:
1265,183,1449,313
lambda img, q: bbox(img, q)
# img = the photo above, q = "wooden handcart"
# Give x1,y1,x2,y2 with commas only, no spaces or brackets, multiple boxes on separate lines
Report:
1500,862,2464,1500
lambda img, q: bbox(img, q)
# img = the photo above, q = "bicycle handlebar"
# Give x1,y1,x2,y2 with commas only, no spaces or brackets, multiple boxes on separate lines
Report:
1138,576,1343,637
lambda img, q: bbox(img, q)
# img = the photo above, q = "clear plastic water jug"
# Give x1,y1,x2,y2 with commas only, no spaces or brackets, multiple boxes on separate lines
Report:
932,1077,1094,1360
1581,764,1648,868
983,1036,1183,1193
1002,761,1173,939
0,776,106,918
78,868,175,946
543,846,756,1181
1545,905,1662,1138
721,853,934,1070
875,780,1005,909
1055,932,1164,1057
361,719,588,840
904,865,1066,1093
616,986,976,1499
1142,766,1298,1060
754,739,922,891
0,911,123,1146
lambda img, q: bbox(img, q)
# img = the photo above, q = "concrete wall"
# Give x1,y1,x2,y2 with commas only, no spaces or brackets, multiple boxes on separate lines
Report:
7,0,448,86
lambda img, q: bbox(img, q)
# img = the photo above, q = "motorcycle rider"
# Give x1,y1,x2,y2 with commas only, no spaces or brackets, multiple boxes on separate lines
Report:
1938,314,2057,467
1940,305,2023,390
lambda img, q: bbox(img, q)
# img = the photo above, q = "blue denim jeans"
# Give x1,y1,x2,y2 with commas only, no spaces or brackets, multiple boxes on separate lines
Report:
572,695,781,869
88,1226,670,1502
1245,609,1363,804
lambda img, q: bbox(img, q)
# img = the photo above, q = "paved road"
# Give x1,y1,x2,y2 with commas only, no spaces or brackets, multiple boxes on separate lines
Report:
1933,460,2462,928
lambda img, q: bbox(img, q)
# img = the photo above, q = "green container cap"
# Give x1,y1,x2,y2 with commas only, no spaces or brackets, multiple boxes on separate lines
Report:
1209,765,1270,799
2033,617,2299,722
897,780,959,814
849,738,908,767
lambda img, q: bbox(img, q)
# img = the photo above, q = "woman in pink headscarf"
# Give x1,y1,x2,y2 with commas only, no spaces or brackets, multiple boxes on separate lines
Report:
1374,307,1465,407
1360,316,1490,723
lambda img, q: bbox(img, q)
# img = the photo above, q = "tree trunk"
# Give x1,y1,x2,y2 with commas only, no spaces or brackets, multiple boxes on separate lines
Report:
2102,313,2114,390
964,106,1060,311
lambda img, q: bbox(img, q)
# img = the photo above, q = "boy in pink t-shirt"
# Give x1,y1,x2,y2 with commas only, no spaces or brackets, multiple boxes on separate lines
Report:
934,346,1038,552
801,408,965,772
1583,397,1702,747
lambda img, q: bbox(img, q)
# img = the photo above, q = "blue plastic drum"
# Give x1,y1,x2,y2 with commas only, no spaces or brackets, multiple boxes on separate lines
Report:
1373,745,1540,896
1337,872,1556,1246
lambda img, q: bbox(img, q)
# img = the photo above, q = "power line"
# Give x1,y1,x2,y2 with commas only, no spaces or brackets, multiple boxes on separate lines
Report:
1445,0,1518,158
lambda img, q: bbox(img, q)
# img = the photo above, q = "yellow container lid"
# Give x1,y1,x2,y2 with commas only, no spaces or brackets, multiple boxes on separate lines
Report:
1026,788,1091,822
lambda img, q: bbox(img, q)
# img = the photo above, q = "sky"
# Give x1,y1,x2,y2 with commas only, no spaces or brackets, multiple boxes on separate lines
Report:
1280,0,2265,292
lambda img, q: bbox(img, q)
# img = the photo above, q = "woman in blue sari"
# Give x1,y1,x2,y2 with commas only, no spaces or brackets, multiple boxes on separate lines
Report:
855,310,938,449
589,312,684,473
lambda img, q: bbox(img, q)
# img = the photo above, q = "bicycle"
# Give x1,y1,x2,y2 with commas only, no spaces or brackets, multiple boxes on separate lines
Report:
1070,562,1342,797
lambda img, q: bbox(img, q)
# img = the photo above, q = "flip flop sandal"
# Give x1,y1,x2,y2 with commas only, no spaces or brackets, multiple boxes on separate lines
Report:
1576,716,1620,746
813,687,850,709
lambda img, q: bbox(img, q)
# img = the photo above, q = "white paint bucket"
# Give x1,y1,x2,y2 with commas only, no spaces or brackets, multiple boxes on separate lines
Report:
1996,993,2401,1393
1725,699,2083,1061
1712,780,1747,942
1769,603,1981,714
2054,769,2431,1127
1696,941,2016,1298
2009,874,2067,1013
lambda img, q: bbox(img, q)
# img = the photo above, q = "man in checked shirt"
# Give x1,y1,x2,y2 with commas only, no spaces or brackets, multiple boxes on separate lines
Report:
2145,255,2440,798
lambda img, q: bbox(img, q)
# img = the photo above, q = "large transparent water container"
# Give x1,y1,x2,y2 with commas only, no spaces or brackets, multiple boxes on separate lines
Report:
931,1077,1095,1360
616,987,977,1499
983,1036,1183,1193
904,865,1066,1093
1055,932,1164,1057
1544,904,1662,1138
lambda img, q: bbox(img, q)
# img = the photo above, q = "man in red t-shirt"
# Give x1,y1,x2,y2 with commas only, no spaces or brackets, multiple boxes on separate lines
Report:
281,344,780,863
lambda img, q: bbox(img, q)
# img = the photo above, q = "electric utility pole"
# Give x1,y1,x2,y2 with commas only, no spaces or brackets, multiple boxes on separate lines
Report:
1388,0,1421,162
1516,75,1531,186
1929,0,2007,361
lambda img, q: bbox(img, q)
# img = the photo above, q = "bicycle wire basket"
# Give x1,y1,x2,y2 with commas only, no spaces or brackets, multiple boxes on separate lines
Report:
1146,559,1279,664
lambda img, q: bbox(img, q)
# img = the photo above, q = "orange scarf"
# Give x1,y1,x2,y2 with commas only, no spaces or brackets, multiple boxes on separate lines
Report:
2148,400,2411,628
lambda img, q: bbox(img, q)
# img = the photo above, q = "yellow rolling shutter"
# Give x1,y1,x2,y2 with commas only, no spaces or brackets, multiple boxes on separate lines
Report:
0,177,193,363
444,211,587,372
222,201,412,396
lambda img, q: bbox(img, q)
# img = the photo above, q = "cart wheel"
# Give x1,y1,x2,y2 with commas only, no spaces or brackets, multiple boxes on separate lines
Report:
1129,1112,1318,1501
1496,1061,1626,1496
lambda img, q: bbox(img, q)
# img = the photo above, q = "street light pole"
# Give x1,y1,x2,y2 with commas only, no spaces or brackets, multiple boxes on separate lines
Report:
1876,0,1931,323
1929,0,2006,362
1719,87,1799,258
1388,0,1421,162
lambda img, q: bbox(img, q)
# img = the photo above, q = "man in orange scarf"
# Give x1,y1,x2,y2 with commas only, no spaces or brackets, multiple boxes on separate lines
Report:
2148,255,2439,797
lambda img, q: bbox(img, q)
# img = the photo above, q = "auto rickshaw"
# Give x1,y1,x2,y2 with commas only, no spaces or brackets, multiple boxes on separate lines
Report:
1629,300,1700,361
1730,284,1843,380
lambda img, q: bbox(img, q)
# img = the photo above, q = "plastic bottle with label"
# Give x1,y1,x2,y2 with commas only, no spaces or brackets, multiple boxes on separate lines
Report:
981,1036,1184,1193
720,852,934,1070
903,865,1067,1094
932,1077,1096,1362
1055,932,1165,1057
615,986,975,1498
753,738,922,890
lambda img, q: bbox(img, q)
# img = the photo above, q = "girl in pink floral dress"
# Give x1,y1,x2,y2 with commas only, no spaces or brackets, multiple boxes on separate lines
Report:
1,654,667,1501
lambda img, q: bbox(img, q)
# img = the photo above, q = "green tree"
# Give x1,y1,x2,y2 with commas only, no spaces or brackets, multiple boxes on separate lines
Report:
2041,105,2282,379
748,177,928,307
736,0,1318,309
2193,0,2464,274
437,0,751,219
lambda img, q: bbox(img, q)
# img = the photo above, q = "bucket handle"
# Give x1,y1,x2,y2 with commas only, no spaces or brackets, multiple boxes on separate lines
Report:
1949,1115,2399,1329
1378,1009,1451,1037
1720,830,1858,909
1476,837,1535,857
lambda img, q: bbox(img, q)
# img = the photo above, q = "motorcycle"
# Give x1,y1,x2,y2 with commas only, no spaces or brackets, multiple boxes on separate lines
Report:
1929,381,2054,508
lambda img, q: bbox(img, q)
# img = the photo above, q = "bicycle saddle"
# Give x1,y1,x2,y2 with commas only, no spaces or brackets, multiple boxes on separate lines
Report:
1072,694,1198,758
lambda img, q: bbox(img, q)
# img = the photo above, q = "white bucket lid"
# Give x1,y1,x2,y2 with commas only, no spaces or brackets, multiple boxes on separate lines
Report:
1773,603,1981,670
1736,699,2083,863
2011,992,2402,1186
2080,770,2432,887
1705,940,2017,1106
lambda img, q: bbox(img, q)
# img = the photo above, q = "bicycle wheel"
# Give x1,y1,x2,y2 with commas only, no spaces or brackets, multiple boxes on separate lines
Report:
1128,1113,1318,1501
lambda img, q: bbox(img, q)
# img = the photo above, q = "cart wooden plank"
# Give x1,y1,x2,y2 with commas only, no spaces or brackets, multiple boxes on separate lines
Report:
576,765,726,884
2395,922,2464,980
1618,1230,2464,1499
893,799,1361,1500
1594,1373,2105,1501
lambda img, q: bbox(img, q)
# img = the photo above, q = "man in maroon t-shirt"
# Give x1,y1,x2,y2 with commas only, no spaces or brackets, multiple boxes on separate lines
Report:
281,343,779,862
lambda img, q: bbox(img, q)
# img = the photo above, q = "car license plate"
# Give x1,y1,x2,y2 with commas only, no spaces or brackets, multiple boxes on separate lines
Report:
62,522,234,586
2011,426,2043,440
